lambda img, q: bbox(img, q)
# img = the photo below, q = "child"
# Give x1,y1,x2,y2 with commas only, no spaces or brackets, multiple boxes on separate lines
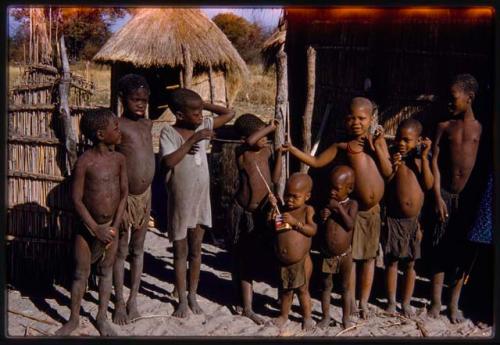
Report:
159,88,235,317
269,173,317,330
229,114,283,324
383,119,433,317
428,74,481,323
317,165,358,329
282,97,392,319
113,74,155,325
55,109,128,336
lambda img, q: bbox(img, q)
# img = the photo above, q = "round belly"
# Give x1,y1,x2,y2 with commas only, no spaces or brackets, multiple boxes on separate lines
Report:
324,227,351,257
275,232,310,265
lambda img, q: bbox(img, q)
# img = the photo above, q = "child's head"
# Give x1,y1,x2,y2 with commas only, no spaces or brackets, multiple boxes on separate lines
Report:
284,173,313,209
329,165,355,201
118,74,150,118
395,118,423,156
167,88,203,128
234,113,268,148
81,108,121,145
449,74,478,116
345,97,373,137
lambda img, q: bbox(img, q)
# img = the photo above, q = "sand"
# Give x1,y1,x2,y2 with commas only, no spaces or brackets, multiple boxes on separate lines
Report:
7,227,492,338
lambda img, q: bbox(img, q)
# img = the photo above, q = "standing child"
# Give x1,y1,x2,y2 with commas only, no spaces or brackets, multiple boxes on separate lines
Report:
229,114,283,324
159,88,235,317
56,109,128,336
282,97,392,318
113,74,156,325
428,74,481,323
317,165,358,329
269,173,317,330
383,119,433,317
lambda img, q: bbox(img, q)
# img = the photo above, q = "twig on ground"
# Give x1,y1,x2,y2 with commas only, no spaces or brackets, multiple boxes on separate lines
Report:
9,309,58,326
381,321,403,329
129,314,172,323
415,321,429,337
25,324,49,336
335,321,367,336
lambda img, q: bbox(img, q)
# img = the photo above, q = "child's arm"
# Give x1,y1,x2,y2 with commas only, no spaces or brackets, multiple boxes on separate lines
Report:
160,128,213,170
431,123,447,222
387,152,402,182
246,119,278,146
420,137,434,190
283,206,317,237
328,199,358,231
372,127,393,179
283,138,340,168
72,157,114,244
203,102,235,129
111,153,129,231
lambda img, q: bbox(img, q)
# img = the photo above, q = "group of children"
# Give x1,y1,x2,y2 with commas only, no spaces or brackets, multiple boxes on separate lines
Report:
55,72,482,335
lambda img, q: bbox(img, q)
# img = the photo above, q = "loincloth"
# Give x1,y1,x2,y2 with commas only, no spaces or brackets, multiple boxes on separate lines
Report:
352,204,381,260
78,220,113,264
280,256,307,290
123,186,151,233
382,215,420,260
226,199,269,247
322,247,352,274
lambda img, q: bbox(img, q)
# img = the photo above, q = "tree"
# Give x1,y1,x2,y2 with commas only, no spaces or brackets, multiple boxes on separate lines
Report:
213,12,269,65
9,7,128,62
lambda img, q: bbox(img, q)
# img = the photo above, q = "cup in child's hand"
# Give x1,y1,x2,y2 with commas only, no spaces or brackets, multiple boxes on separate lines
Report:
275,214,291,231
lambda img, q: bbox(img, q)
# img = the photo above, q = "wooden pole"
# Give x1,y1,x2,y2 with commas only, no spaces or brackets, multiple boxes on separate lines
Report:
182,45,193,89
29,8,33,64
274,42,289,199
58,35,78,172
301,46,316,173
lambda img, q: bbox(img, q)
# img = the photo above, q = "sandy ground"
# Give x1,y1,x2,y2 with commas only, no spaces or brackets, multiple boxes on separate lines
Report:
7,227,492,338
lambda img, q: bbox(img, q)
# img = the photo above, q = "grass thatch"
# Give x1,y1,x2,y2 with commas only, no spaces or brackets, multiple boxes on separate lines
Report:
93,8,248,79
261,28,286,71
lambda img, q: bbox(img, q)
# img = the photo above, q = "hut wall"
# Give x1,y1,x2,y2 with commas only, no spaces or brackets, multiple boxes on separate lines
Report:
8,64,95,289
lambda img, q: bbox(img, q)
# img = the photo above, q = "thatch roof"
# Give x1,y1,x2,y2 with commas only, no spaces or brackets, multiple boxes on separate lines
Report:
261,28,286,70
93,8,248,77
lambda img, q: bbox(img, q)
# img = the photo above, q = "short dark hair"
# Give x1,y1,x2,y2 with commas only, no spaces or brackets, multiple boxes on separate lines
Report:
452,74,479,99
167,88,202,114
233,113,266,138
118,74,150,98
398,118,423,136
80,108,116,143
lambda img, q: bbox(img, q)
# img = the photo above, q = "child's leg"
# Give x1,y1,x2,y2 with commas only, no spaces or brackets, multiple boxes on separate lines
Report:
55,234,91,335
126,224,148,319
112,228,129,325
317,272,333,328
340,255,354,329
297,255,314,330
187,225,205,314
401,259,416,317
274,289,293,328
95,235,119,336
429,271,444,318
448,270,465,323
172,236,189,318
385,258,398,314
350,261,357,316
359,258,375,319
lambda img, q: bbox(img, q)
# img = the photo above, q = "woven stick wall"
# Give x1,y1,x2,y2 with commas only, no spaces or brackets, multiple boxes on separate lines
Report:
7,25,97,288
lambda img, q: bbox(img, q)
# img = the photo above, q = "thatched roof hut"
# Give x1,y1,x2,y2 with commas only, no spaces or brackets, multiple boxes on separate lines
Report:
93,8,248,120
261,27,286,71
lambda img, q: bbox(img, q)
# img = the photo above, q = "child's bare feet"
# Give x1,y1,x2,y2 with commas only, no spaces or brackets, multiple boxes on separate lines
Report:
188,294,204,315
302,317,315,331
350,299,358,317
127,300,141,321
242,309,265,325
342,316,354,329
173,300,190,318
273,316,288,328
448,306,465,324
96,315,117,336
359,302,370,319
385,301,397,315
402,303,415,318
428,302,441,318
317,316,331,329
113,301,129,325
54,318,79,336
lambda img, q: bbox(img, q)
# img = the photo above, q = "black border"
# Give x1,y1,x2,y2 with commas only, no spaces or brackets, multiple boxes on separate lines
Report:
2,1,499,344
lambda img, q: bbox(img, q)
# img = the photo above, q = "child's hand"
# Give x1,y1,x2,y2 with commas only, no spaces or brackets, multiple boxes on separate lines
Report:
421,137,432,157
282,212,297,226
269,119,280,129
328,198,340,211
372,125,385,148
320,208,331,221
358,134,375,152
281,133,294,151
435,196,448,223
268,193,278,207
190,129,214,144
392,152,403,168
95,224,115,244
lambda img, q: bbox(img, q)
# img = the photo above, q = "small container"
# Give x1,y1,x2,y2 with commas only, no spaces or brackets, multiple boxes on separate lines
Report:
275,214,291,231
